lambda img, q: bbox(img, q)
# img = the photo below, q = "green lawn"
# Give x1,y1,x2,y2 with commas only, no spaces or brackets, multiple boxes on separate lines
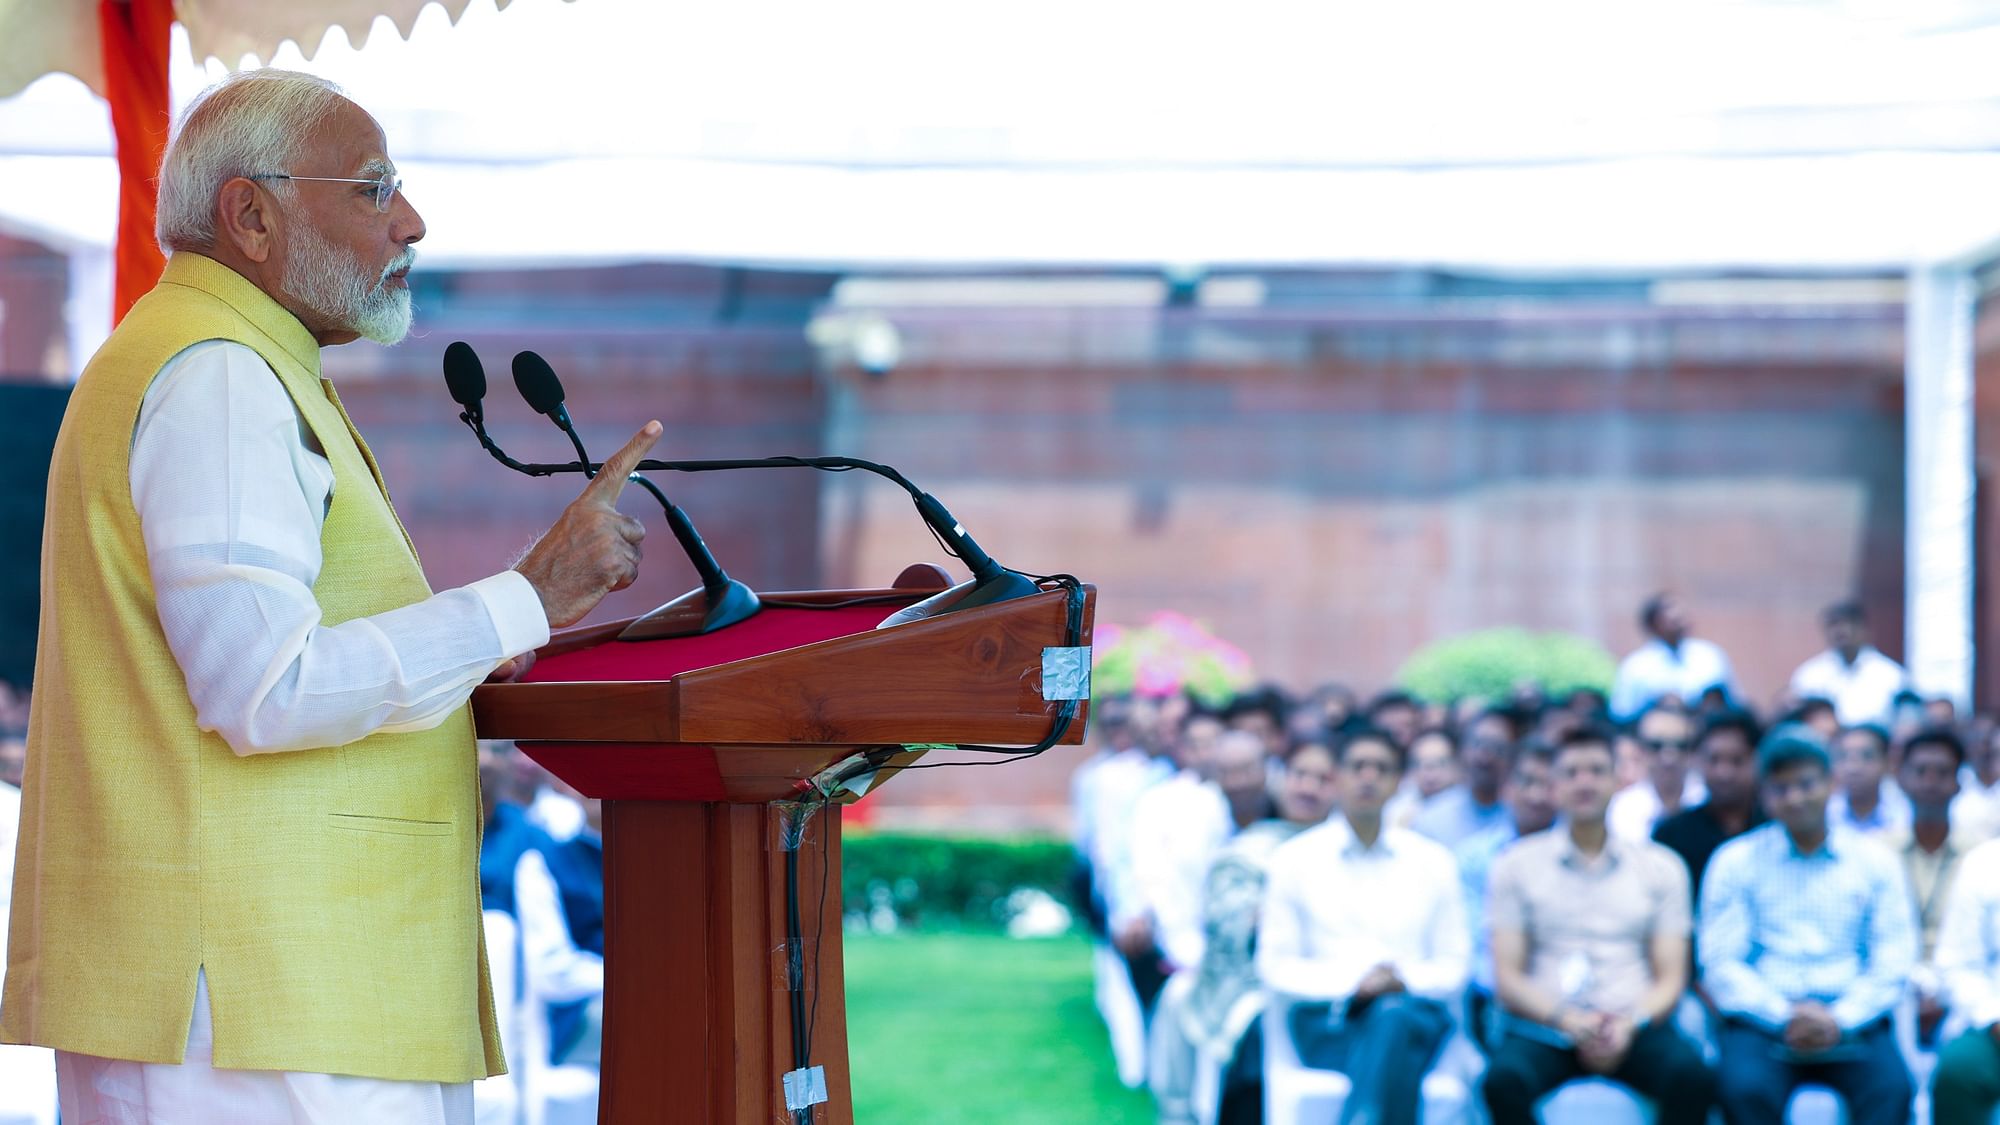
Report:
844,930,1157,1124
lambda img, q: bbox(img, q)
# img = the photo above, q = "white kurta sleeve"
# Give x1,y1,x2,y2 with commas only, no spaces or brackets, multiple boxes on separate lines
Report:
129,340,550,756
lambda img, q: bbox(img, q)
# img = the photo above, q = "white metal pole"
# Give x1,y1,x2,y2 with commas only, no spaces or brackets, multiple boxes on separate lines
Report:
1904,264,1976,711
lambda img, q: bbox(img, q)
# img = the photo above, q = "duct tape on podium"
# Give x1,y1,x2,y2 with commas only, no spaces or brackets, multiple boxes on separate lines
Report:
1042,646,1091,701
783,1066,828,1111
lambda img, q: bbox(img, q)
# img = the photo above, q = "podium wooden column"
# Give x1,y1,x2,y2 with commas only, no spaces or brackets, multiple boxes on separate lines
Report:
471,566,1094,1123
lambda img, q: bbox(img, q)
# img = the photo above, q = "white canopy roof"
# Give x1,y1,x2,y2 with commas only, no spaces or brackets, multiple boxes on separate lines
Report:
5,0,2000,273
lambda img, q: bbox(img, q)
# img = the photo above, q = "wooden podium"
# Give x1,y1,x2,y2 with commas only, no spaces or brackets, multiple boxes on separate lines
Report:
470,565,1094,1123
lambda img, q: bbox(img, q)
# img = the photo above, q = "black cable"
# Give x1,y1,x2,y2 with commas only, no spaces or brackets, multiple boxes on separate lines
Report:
805,790,832,1069
783,830,812,1125
452,414,986,570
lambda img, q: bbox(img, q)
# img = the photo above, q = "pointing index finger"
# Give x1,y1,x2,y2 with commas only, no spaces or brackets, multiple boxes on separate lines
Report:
587,420,662,502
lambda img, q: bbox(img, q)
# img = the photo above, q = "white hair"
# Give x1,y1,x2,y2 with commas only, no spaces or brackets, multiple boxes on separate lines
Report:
155,69,348,254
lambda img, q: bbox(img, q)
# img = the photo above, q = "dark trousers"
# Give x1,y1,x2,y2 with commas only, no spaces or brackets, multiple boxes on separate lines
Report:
1932,1027,2000,1125
1121,943,1170,1019
1480,1020,1715,1125
1714,1019,1912,1125
1216,1021,1263,1125
1290,994,1453,1125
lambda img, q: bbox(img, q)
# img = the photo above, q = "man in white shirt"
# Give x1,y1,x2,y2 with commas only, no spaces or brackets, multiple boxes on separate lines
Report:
1610,593,1735,723
1789,601,1910,728
4,70,655,1125
1955,723,2000,842
1120,729,1262,976
1104,709,1216,1014
1259,725,1469,1125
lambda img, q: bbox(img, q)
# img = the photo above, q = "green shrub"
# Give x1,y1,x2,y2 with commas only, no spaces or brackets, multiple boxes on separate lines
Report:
1396,627,1616,703
842,830,1076,931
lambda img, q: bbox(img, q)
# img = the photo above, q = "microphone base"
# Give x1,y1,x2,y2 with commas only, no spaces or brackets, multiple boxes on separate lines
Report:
874,569,1041,629
619,580,763,641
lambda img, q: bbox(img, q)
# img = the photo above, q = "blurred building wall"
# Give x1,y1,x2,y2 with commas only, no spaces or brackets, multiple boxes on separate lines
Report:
817,286,1912,828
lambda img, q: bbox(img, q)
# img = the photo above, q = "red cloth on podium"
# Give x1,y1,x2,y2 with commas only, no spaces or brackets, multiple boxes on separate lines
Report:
521,604,897,684
515,603,903,801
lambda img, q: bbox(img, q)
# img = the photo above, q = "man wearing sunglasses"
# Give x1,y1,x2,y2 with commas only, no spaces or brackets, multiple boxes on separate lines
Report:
1607,703,1706,842
2,70,657,1124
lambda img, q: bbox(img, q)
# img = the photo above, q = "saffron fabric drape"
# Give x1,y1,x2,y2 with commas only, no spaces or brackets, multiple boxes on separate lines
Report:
97,0,173,325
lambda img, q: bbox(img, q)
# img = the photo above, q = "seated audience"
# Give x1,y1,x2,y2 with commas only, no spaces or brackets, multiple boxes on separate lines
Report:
1610,592,1735,722
1700,725,1918,1125
1112,714,1235,1010
1928,697,1960,730
1607,702,1705,841
1259,725,1469,1125
1224,687,1290,759
1886,726,1979,1046
1385,727,1461,830
477,748,605,1067
1308,684,1359,734
1786,697,1841,741
1092,702,1180,1013
1828,723,1909,839
1929,829,2000,1120
1456,741,1558,1002
1151,739,1340,1125
1652,708,1766,901
1566,686,1611,724
1481,726,1715,1125
1789,600,1909,728
1365,690,1423,752
1410,707,1515,847
1958,722,2000,839
1068,695,1136,938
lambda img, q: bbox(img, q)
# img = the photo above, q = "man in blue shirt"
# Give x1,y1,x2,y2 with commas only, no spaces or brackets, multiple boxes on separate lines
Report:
1410,708,1516,848
1699,725,1917,1125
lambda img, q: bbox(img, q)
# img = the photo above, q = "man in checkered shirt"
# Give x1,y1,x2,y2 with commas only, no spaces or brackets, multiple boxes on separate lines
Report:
1698,724,1918,1125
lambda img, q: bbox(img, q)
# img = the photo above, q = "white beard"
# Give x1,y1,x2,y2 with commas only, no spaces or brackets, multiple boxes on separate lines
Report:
282,224,414,345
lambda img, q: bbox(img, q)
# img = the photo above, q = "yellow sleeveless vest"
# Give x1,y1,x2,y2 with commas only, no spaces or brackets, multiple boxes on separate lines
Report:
1,253,503,1082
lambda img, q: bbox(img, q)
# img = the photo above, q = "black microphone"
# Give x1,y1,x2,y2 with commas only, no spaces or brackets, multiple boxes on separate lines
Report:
443,341,1037,629
442,341,485,424
511,350,574,435
508,349,761,637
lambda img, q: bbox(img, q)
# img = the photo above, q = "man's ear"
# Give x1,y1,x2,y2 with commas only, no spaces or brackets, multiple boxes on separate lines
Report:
216,177,276,263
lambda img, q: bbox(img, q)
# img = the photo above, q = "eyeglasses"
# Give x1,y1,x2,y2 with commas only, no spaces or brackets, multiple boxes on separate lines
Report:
247,172,402,213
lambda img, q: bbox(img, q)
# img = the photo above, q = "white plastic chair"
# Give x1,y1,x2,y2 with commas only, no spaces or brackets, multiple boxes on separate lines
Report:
1537,1077,1655,1125
1261,993,1474,1125
1787,1085,1848,1125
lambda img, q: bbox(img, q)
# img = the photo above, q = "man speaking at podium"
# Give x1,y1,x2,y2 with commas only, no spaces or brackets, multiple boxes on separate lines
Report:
2,69,657,1124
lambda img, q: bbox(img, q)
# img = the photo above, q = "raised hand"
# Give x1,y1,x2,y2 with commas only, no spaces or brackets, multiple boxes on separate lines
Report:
512,421,662,629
